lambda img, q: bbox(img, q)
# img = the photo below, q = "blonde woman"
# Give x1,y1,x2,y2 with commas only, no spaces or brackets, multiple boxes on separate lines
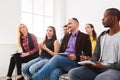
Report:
6,24,39,80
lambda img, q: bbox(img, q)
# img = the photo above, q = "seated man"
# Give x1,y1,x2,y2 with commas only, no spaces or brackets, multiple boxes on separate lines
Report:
68,8,120,80
30,18,92,80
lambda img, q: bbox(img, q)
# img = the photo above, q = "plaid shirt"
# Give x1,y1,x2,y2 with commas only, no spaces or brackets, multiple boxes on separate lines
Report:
22,34,39,55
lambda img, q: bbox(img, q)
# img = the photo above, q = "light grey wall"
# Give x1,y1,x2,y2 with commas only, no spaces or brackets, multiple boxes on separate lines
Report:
54,0,66,39
0,0,21,77
0,0,120,77
66,0,120,36
0,0,21,44
0,0,65,77
0,44,18,77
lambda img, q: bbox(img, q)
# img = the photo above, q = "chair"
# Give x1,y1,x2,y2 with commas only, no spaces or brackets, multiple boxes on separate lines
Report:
59,73,69,80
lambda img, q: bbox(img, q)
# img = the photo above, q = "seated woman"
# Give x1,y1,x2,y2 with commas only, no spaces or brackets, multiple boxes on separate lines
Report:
22,26,60,80
85,23,97,54
6,23,39,80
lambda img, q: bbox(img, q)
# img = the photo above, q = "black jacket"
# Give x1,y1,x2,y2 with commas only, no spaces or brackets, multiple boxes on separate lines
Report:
59,31,92,62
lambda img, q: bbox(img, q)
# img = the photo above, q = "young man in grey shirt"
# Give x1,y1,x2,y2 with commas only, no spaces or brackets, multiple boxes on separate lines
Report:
68,8,120,80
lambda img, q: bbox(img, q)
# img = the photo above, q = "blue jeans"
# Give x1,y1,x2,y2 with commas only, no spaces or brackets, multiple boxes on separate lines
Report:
22,56,49,78
32,54,78,80
68,66,120,80
48,68,65,80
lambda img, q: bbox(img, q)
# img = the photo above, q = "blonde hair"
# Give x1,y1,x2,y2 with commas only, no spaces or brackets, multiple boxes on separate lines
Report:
18,23,28,47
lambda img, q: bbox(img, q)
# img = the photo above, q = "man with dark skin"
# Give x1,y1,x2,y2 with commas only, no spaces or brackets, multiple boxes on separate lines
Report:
68,8,120,80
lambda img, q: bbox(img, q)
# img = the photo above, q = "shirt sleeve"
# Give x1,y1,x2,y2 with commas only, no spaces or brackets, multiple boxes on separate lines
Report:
29,34,39,55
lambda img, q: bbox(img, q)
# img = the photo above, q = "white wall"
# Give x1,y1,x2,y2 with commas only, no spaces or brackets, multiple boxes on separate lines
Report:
0,0,120,78
0,44,18,77
0,0,21,44
54,0,66,39
0,0,65,77
0,0,21,77
66,0,120,36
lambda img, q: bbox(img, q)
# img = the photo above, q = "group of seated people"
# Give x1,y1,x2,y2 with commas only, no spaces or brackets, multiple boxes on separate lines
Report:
6,8,120,80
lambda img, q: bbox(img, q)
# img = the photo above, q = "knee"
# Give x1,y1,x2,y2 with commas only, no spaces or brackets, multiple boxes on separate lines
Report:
52,55,64,61
68,68,75,79
52,55,60,59
95,72,120,80
22,64,28,73
29,66,34,75
49,55,61,63
95,75,108,80
29,65,36,75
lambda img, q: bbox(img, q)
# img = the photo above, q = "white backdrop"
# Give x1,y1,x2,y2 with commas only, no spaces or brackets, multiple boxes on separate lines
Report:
0,0,21,44
0,0,21,77
0,0,120,78
66,0,120,36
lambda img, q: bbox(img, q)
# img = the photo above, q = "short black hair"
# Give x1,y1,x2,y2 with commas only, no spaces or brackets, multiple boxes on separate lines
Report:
106,8,120,21
72,18,79,24
63,24,68,28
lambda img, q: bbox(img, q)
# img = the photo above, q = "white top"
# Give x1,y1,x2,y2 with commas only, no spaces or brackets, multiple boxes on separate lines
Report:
100,31,120,65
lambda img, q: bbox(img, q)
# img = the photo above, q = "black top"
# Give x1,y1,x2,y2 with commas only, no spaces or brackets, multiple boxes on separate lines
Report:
41,38,55,59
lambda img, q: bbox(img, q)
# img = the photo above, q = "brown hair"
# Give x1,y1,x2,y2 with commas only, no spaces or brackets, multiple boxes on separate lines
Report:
44,26,57,43
86,23,97,40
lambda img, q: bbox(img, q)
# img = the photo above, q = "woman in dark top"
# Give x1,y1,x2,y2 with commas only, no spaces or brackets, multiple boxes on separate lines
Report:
6,23,39,80
22,26,60,80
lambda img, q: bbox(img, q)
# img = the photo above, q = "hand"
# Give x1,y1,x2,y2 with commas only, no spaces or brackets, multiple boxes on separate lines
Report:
39,43,44,49
20,52,29,57
80,55,91,61
85,62,105,69
93,62,105,69
42,44,47,50
68,54,76,61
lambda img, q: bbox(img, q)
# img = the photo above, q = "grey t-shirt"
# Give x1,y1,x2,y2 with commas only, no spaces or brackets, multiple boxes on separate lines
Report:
100,31,120,65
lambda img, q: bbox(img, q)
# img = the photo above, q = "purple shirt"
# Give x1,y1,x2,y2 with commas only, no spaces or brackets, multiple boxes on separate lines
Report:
65,31,79,54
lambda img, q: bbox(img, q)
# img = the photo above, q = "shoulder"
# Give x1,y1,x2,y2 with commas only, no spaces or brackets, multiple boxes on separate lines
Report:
28,33,37,41
99,30,109,37
53,40,60,48
62,33,71,40
29,33,37,38
30,33,36,37
54,40,59,44
78,31,89,38
64,33,71,37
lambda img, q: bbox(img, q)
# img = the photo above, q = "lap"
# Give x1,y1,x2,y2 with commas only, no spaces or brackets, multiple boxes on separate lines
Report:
52,54,78,72
30,58,49,68
95,69,120,80
68,66,98,80
22,57,43,68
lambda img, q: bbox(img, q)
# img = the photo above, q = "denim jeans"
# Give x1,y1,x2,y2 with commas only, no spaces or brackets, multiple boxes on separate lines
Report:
68,66,120,80
22,56,49,78
48,68,65,80
32,54,78,80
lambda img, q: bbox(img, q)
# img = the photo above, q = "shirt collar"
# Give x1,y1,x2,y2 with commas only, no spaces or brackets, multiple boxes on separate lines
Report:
71,30,79,37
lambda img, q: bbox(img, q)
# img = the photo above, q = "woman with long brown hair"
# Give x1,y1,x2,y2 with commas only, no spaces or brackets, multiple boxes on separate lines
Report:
22,26,60,80
85,23,97,54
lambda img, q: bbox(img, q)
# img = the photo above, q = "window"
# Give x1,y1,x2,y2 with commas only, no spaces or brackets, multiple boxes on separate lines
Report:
21,0,54,38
